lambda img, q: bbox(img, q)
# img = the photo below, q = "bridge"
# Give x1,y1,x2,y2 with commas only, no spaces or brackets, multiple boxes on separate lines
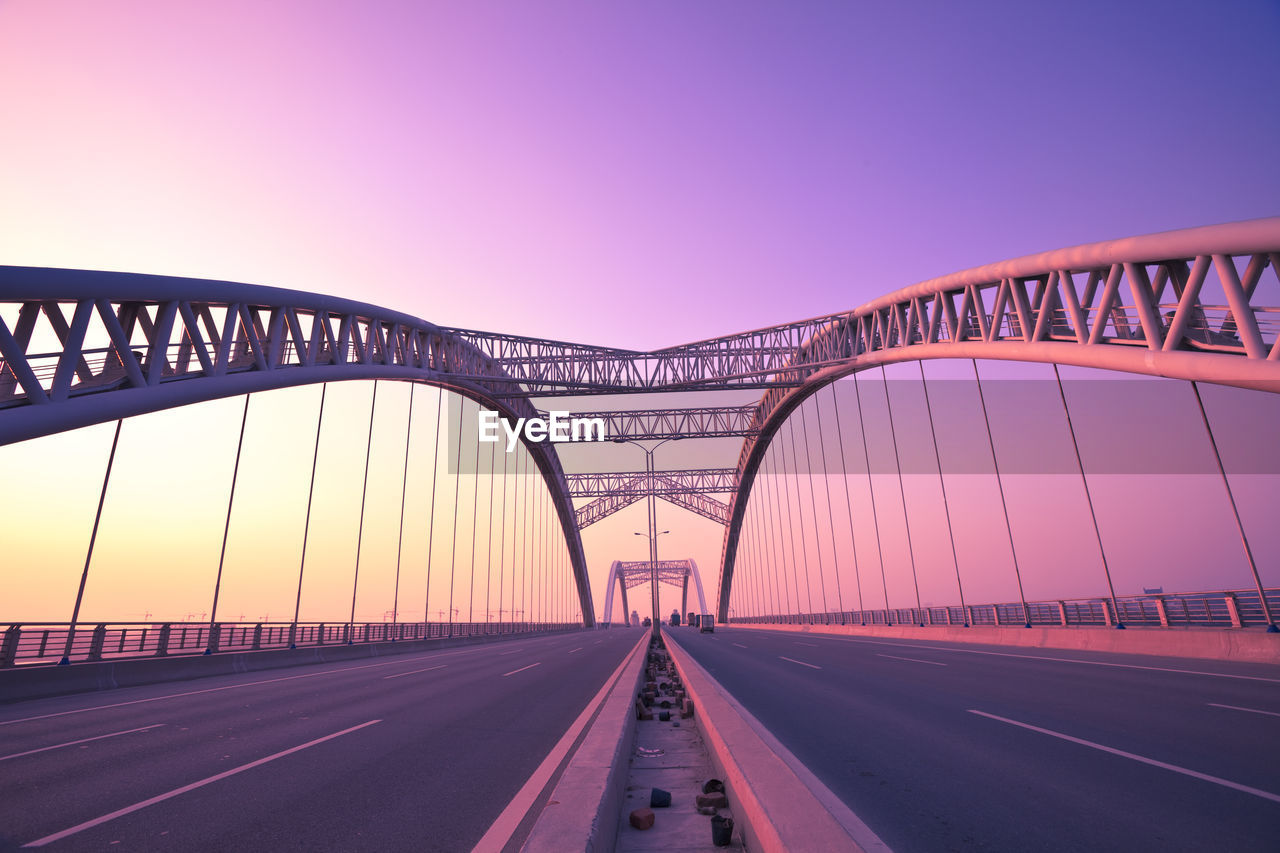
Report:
1,217,1278,850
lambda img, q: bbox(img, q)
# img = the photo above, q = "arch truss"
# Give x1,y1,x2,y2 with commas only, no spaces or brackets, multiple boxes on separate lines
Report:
601,558,709,627
4,217,1280,626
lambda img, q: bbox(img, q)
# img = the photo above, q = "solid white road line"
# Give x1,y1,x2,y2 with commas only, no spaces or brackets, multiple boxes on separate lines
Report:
968,710,1280,804
499,649,524,655
778,656,822,670
876,653,947,667
732,643,749,649
22,720,382,847
0,647,496,727
822,635,1280,683
568,648,583,654
383,664,448,680
502,662,542,677
473,632,647,852
1208,702,1280,718
795,641,817,647
0,724,165,762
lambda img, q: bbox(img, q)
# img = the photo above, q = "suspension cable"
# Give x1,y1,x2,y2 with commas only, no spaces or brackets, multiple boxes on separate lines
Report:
881,365,923,624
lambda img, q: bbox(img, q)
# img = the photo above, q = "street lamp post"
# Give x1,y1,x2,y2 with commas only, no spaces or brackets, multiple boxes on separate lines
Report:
615,437,679,637
634,529,670,633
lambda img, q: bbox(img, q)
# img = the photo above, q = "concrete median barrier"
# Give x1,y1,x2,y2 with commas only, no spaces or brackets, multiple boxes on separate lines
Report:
521,632,648,852
662,630,889,853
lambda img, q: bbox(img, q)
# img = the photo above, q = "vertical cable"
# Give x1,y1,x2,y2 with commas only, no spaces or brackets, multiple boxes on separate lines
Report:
391,384,415,638
814,389,845,614
881,366,923,624
749,471,767,618
347,381,380,644
789,419,816,616
738,491,755,617
423,386,444,628
919,363,966,625
765,444,789,616
972,359,1031,628
467,415,482,625
784,420,813,617
206,394,252,653
447,396,465,635
514,450,523,626
290,385,327,647
1192,380,1277,631
761,463,781,619
799,401,830,615
831,382,866,621
743,490,755,619
753,486,769,617
497,439,508,627
1054,364,1122,628
853,373,891,620
536,485,544,623
522,447,530,625
777,424,802,617
60,418,124,665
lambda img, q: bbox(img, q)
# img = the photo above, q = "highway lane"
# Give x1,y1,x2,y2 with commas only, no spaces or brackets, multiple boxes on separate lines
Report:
668,627,1280,853
0,629,645,851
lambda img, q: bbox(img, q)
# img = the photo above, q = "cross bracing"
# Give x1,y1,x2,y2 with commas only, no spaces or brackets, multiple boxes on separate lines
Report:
546,405,758,440
3,216,1279,626
571,472,733,529
566,469,737,498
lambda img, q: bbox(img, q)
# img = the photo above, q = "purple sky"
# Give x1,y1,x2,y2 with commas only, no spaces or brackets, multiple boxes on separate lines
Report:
1,1,1277,624
3,1,1277,346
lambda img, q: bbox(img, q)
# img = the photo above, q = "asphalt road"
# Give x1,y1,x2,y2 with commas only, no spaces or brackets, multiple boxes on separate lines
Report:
668,627,1280,853
0,629,644,852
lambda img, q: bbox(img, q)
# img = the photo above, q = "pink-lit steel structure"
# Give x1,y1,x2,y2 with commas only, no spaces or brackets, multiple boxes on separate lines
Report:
600,559,709,629
3,216,1279,627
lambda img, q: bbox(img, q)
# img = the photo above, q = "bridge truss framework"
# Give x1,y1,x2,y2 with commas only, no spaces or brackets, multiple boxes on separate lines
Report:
2,217,1279,629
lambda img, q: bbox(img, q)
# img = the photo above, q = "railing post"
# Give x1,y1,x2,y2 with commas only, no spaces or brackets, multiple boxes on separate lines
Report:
156,623,171,657
1225,593,1243,628
252,623,263,650
1102,599,1114,627
1057,601,1068,626
965,606,974,627
1154,597,1169,627
1,625,19,667
991,606,1001,627
88,624,107,661
208,623,222,654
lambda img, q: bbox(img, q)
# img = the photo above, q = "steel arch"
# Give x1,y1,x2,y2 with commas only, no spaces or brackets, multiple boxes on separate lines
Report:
601,558,709,626
0,267,596,626
4,217,1280,627
714,217,1280,621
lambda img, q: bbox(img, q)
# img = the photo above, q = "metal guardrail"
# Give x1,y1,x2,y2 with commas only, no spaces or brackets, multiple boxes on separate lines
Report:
0,620,580,668
727,587,1280,630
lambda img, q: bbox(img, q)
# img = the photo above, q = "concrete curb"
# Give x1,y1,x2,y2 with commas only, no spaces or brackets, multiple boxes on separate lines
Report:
0,628,583,704
727,622,1280,663
522,631,649,853
663,630,883,853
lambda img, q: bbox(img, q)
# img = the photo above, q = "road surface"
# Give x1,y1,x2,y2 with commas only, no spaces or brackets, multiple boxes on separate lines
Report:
669,626,1280,852
0,629,643,851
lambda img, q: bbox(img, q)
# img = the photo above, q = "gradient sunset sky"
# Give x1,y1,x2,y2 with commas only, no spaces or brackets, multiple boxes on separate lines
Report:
1,1,1278,625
